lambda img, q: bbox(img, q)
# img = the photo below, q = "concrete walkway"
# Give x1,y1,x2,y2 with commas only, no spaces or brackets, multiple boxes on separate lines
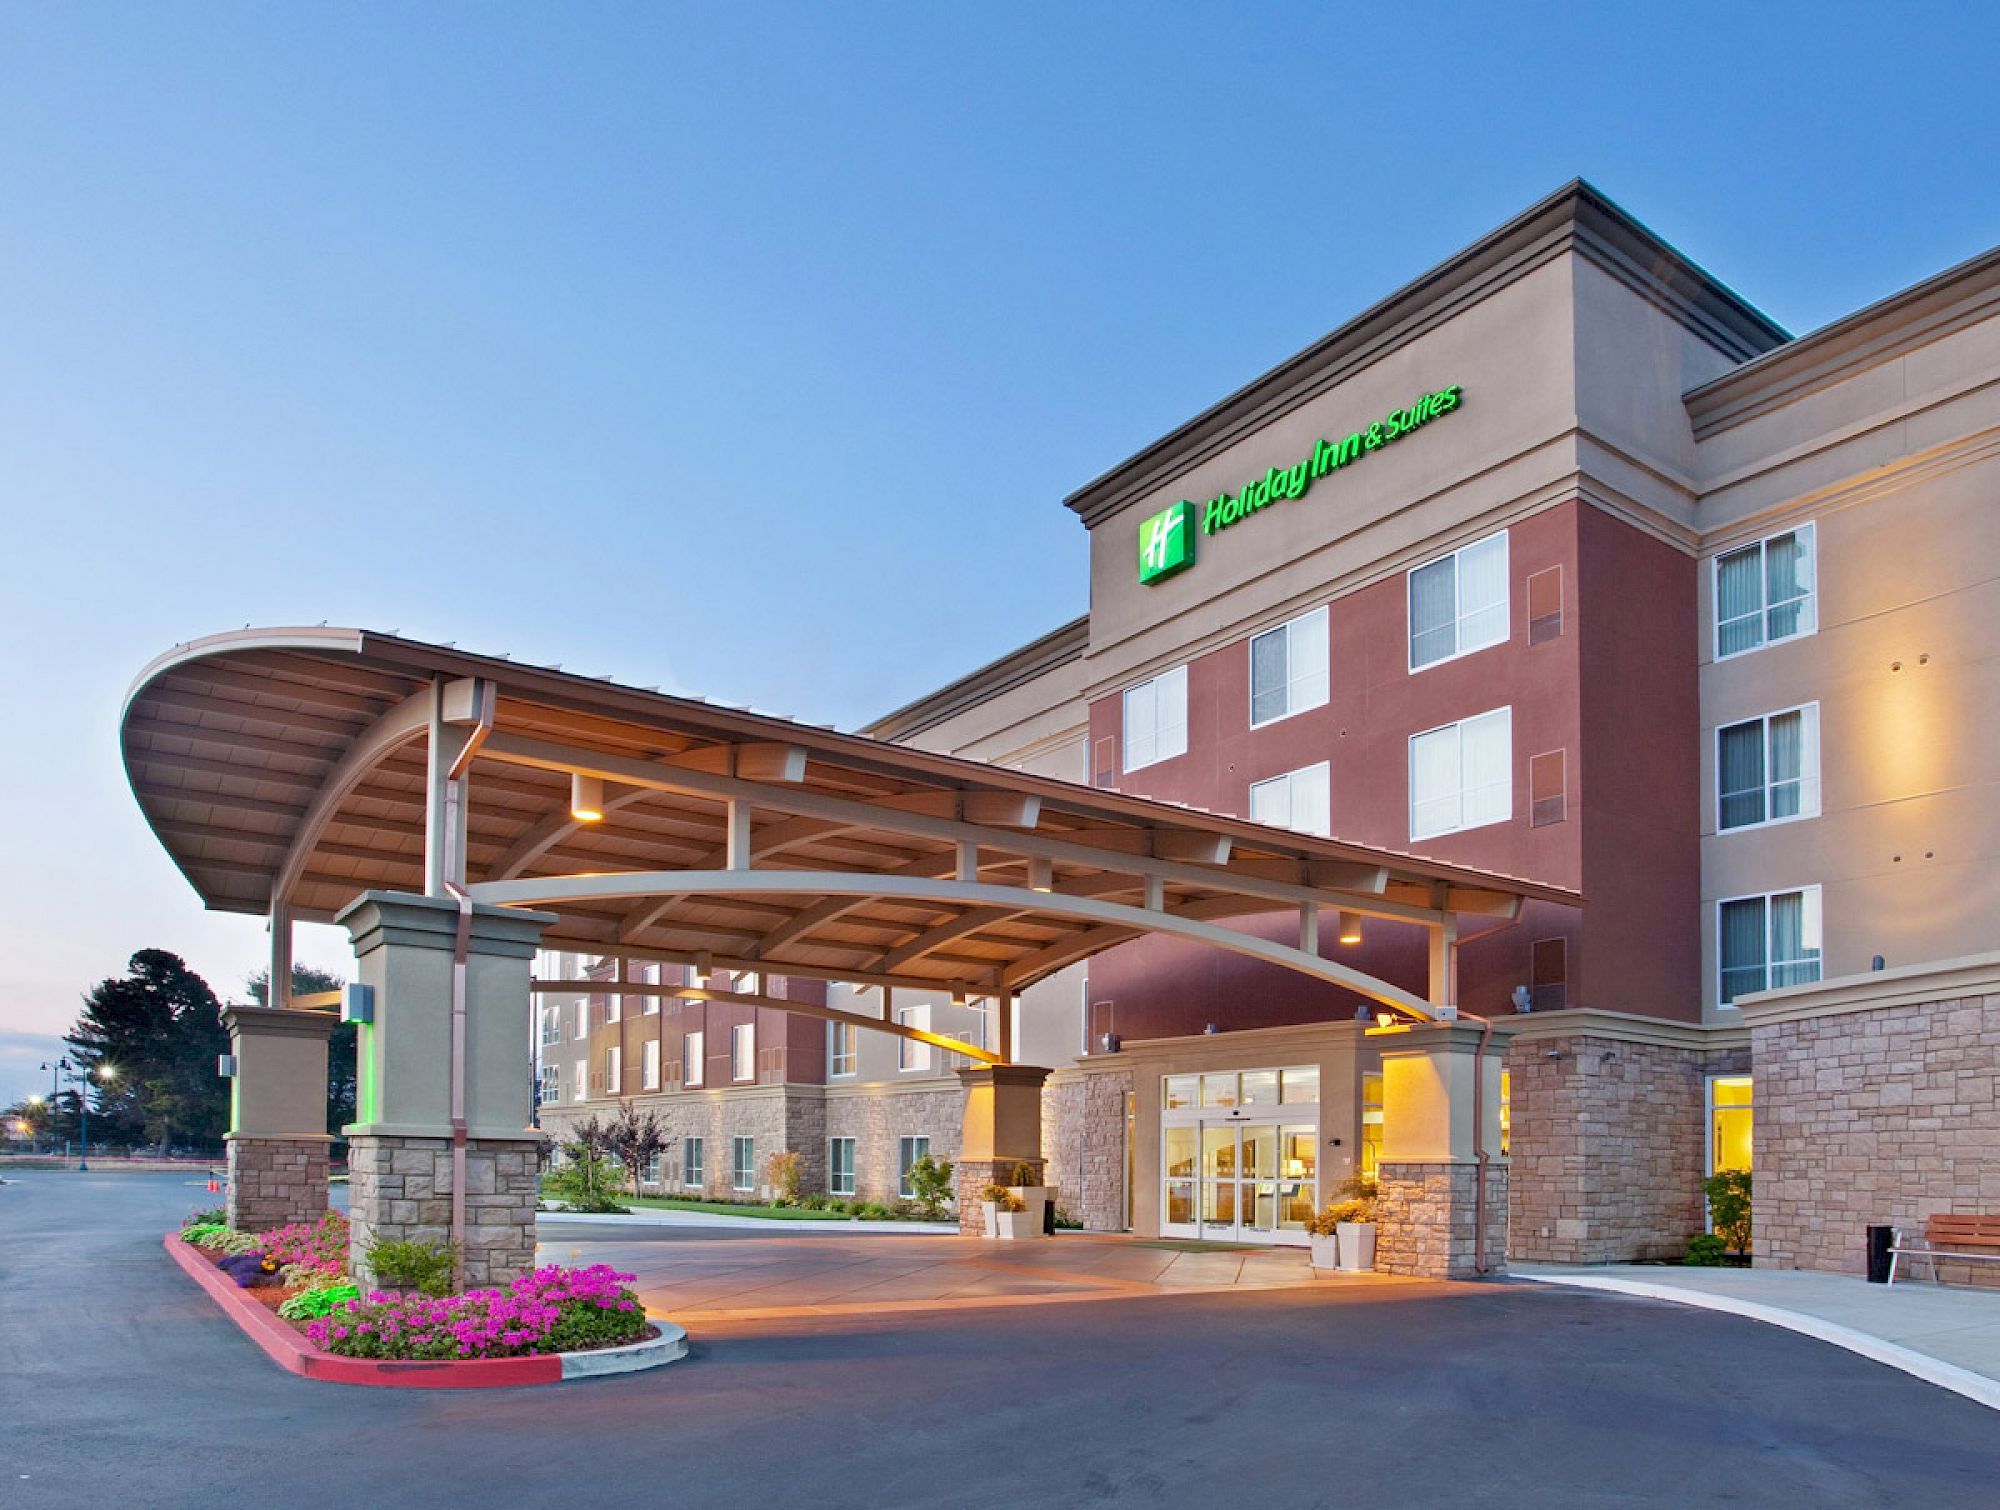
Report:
543,1229,1420,1324
1514,1263,2000,1412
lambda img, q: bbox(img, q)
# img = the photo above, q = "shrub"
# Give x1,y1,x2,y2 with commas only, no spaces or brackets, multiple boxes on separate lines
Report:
279,1283,362,1320
182,1207,226,1230
905,1153,956,1220
979,1182,1024,1212
856,1202,893,1220
1703,1170,1752,1254
1053,1207,1084,1231
1684,1233,1728,1266
542,1148,629,1214
1306,1176,1382,1235
764,1149,802,1205
366,1238,457,1297
181,1222,229,1246
1005,1160,1039,1188
306,1264,646,1360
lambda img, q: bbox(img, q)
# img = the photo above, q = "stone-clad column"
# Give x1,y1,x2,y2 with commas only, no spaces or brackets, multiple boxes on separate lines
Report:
1375,1023,1507,1278
955,1064,1053,1235
337,890,555,1289
222,1004,336,1232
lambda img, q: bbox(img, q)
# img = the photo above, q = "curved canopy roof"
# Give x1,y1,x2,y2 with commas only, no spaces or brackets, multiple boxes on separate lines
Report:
122,627,1578,1012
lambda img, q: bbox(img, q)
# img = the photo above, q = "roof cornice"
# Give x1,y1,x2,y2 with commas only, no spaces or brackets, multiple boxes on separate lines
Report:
1684,242,2000,440
1062,179,1787,531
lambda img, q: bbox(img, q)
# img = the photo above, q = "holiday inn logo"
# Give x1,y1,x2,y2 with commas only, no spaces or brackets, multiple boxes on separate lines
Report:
1137,499,1196,584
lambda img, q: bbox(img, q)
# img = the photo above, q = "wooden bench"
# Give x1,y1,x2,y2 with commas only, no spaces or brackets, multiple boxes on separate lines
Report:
1887,1214,2000,1285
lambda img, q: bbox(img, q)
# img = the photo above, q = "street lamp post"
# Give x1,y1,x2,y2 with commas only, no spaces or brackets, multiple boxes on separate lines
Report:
40,1058,115,1172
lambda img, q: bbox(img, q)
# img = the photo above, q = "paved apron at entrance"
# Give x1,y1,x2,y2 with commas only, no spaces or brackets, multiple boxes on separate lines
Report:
538,1225,1419,1322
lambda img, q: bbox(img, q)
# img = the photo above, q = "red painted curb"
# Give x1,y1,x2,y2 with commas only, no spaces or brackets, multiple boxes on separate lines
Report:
163,1233,562,1388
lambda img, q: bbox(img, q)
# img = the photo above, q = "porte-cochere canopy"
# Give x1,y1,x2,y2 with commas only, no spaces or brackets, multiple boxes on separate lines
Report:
122,627,1579,1024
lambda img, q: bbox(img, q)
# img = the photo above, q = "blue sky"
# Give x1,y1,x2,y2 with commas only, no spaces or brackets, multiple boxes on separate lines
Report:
1,3,1995,1098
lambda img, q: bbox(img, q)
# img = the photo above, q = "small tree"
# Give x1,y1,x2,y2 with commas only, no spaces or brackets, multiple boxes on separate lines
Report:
603,1103,670,1197
763,1149,802,1205
1703,1169,1752,1255
542,1114,626,1212
905,1153,955,1220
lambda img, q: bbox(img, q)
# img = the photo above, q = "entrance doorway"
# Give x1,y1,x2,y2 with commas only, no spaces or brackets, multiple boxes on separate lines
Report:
1160,1067,1319,1246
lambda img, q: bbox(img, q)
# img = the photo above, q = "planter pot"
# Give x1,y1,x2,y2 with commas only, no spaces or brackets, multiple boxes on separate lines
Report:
1010,1186,1053,1233
993,1209,1035,1240
981,1200,1000,1239
1336,1222,1376,1272
1309,1233,1341,1271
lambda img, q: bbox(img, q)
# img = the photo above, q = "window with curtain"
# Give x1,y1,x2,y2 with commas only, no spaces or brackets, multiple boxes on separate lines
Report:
1409,530,1509,669
683,1136,704,1189
1248,761,1332,836
1719,886,1822,1004
828,1020,857,1077
683,1029,704,1087
1715,523,1816,658
572,1058,586,1100
731,1136,756,1191
1718,705,1819,831
899,1136,931,1198
642,1037,660,1090
897,1003,931,1071
1408,707,1512,840
731,1022,756,1082
1123,665,1188,772
605,1044,621,1094
1249,606,1329,726
828,1137,856,1196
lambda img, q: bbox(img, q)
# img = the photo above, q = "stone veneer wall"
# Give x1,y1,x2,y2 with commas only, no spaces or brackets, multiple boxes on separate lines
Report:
225,1137,330,1232
1376,1162,1508,1278
1042,1068,1131,1231
953,1157,1047,1236
1506,1033,1749,1263
824,1084,964,1206
1753,991,2000,1284
346,1135,539,1288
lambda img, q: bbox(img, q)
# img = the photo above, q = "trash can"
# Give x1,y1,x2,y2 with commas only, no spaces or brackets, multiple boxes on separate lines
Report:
1043,1197,1057,1236
1866,1224,1894,1283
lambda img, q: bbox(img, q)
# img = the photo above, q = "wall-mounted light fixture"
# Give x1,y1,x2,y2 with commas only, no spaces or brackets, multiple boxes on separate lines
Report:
1337,911,1363,946
571,773,605,823
1027,857,1053,893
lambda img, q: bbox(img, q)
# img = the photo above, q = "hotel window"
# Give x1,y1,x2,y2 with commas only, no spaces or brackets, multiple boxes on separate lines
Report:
641,1037,661,1091
572,1001,588,1039
1708,1076,1753,1175
1717,704,1820,831
539,1007,561,1047
1360,1072,1384,1179
1715,522,1816,659
572,1058,586,1100
1718,886,1822,1006
1409,530,1509,670
828,1137,856,1196
638,961,661,1015
897,1003,931,1072
641,1151,663,1186
731,1136,755,1192
828,1020,858,1078
537,1064,558,1105
731,1022,756,1082
1249,605,1329,727
605,989,620,1024
1249,761,1331,837
683,1136,704,1189
605,1044,622,1095
899,1136,931,1199
683,1030,705,1087
1409,707,1512,841
1122,665,1188,772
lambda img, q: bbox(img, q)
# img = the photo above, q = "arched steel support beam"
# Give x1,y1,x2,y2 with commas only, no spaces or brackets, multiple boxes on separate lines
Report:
467,869,1437,1018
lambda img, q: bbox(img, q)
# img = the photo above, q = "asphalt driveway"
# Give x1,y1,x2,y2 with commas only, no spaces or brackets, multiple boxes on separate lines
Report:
6,1171,2000,1509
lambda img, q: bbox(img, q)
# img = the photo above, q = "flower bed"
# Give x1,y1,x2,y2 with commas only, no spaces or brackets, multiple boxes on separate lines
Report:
306,1264,646,1360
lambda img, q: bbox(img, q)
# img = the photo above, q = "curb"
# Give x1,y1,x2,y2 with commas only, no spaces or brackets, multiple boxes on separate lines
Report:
164,1233,689,1388
1512,1271,2000,1415
539,1208,960,1235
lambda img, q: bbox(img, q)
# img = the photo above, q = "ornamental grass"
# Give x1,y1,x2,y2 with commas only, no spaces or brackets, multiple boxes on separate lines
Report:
305,1264,645,1361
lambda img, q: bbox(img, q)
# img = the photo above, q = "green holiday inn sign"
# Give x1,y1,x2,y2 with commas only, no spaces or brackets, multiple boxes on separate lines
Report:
1137,383,1464,584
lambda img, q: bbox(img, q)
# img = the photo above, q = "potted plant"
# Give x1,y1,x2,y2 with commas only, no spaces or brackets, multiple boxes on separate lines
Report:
1324,1176,1380,1272
1004,1159,1053,1236
1305,1206,1342,1271
980,1182,1031,1239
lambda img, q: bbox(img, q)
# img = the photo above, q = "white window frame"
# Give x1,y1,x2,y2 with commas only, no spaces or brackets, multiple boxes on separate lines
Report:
683,1030,705,1088
1122,664,1188,773
828,1136,857,1196
572,1001,587,1039
1716,885,1823,1008
897,1003,931,1072
641,1150,663,1186
572,1058,586,1101
1248,605,1330,729
1408,706,1513,841
537,1064,559,1104
683,1136,704,1189
1713,521,1817,662
638,961,661,1015
605,990,620,1024
731,1136,756,1192
539,1007,561,1047
642,1037,661,1090
1715,702,1821,833
898,1135,931,1199
731,1022,756,1083
605,1044,622,1095
828,1020,858,1078
1408,529,1510,672
1248,760,1331,837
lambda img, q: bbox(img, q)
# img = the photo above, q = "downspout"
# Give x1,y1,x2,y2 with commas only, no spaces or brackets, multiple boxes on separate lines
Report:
439,681,494,1292
1464,1009,1493,1277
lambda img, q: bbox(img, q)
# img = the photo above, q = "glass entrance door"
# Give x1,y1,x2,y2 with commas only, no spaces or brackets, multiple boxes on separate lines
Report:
1164,1115,1316,1245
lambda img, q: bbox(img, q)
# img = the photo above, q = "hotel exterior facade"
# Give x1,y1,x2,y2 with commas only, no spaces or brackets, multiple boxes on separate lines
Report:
539,182,2000,1275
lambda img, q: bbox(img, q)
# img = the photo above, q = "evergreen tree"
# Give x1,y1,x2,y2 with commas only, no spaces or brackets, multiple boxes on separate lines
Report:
64,949,228,1151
